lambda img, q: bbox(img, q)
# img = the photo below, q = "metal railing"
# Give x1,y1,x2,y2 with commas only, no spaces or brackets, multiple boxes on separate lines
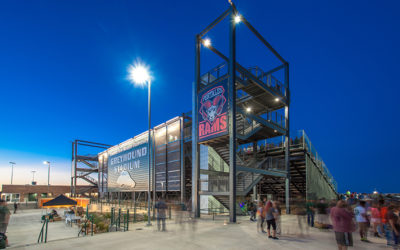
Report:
302,131,337,191
200,63,286,98
248,66,286,97
37,218,49,243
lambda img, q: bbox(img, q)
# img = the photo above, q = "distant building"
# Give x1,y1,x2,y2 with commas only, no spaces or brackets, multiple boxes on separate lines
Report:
0,184,97,203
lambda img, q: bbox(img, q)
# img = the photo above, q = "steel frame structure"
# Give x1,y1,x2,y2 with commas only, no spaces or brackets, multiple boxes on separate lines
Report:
71,139,111,197
192,2,290,222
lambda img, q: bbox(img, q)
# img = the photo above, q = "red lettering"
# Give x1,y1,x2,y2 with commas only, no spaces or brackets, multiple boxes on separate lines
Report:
205,122,211,135
220,115,227,130
199,123,205,137
211,117,220,133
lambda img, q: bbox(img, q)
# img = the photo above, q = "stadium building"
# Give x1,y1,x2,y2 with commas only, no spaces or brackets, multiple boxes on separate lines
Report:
71,3,337,222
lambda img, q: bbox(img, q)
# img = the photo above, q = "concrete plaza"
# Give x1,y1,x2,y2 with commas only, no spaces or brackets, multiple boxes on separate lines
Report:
7,209,389,250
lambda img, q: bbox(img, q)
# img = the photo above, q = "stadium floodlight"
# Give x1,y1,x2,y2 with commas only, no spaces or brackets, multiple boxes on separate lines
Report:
275,97,280,102
234,14,241,24
127,60,153,227
128,63,151,87
203,38,211,48
246,107,251,112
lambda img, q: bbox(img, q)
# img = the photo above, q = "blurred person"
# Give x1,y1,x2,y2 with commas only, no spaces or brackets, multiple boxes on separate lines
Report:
265,201,278,239
0,199,10,247
248,201,256,222
385,205,400,248
13,202,17,214
354,200,370,242
315,198,329,228
297,201,308,236
257,201,265,233
381,200,389,237
275,201,282,235
370,202,381,237
306,199,315,227
155,198,167,232
331,200,355,250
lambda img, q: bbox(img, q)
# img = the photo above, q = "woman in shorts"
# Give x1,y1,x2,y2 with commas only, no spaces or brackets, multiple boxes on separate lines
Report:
265,201,279,239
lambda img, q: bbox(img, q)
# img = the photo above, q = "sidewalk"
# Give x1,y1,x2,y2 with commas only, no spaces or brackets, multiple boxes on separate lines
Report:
8,212,389,250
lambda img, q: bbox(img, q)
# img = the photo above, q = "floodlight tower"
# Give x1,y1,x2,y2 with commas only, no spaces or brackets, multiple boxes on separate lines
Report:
128,61,153,227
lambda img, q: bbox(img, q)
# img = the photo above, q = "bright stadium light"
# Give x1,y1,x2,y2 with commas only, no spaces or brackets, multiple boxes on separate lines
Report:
128,63,151,86
203,38,211,48
127,60,153,227
234,14,241,24
275,97,280,102
246,107,251,112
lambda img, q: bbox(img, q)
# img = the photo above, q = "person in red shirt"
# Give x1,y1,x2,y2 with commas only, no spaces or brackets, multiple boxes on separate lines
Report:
370,202,381,237
330,200,355,250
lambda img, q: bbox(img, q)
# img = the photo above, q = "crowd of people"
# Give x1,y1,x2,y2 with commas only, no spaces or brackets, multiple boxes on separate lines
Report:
247,195,400,249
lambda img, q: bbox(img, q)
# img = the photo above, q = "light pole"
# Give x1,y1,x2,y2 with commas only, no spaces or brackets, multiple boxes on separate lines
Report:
43,161,51,196
31,171,36,183
128,62,152,226
9,162,16,184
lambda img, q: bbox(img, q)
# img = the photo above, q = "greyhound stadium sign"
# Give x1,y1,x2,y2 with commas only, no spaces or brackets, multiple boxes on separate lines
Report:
107,143,149,192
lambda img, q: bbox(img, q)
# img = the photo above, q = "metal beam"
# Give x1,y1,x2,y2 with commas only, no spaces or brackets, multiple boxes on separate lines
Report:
284,63,290,214
228,7,237,223
237,166,286,178
192,35,201,218
200,169,229,176
180,116,185,202
198,7,231,38
241,17,287,64
76,140,112,147
237,107,286,134
199,191,229,196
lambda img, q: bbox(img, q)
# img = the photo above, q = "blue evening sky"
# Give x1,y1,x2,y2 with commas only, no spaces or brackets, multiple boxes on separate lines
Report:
0,0,399,192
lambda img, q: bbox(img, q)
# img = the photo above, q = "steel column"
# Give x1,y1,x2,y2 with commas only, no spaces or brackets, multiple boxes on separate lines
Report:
74,141,77,197
152,129,156,220
180,117,185,202
147,79,152,226
228,7,237,223
284,63,290,214
192,35,201,218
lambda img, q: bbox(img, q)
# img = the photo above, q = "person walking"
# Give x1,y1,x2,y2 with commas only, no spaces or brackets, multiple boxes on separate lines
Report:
257,201,265,233
249,201,256,222
354,200,370,242
330,200,355,250
275,201,282,235
385,205,400,248
370,202,381,237
13,202,17,214
155,198,167,232
265,201,279,240
0,199,10,247
306,199,315,227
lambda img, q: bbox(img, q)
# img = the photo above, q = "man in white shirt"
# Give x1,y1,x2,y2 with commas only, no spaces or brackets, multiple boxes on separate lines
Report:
354,200,369,242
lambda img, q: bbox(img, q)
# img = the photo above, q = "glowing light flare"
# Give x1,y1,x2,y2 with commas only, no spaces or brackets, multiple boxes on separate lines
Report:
43,161,50,165
246,107,252,112
275,97,280,102
128,62,151,86
203,38,211,48
234,15,241,24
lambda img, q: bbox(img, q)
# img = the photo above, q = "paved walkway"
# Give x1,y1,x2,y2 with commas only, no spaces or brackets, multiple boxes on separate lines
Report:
7,210,390,250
